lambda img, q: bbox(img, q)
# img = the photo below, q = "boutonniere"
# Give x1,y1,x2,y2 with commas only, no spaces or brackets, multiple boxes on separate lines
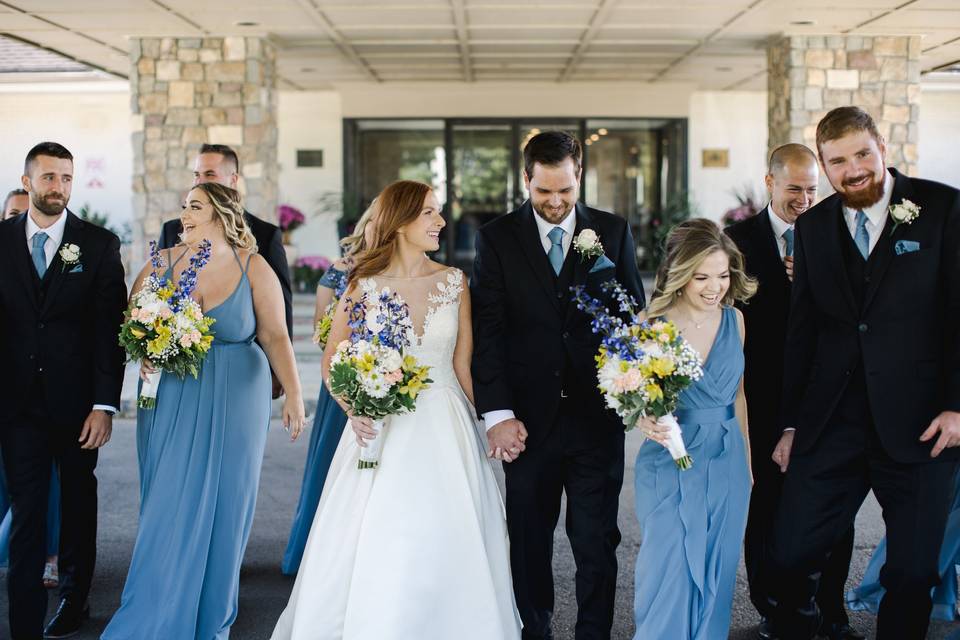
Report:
888,199,920,235
59,243,81,271
573,229,604,261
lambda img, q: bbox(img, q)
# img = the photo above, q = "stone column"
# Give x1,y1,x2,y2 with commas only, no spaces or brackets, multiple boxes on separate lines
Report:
767,35,920,176
129,36,278,260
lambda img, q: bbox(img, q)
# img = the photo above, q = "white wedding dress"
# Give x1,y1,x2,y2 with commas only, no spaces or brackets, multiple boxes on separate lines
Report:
271,268,521,640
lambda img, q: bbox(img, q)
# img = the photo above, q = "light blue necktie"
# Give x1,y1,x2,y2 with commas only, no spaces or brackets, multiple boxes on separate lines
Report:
854,210,870,260
547,226,565,275
782,227,794,258
31,231,48,278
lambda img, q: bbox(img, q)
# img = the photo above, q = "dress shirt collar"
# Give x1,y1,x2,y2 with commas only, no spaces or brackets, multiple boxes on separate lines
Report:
766,204,794,238
533,203,578,244
25,209,67,247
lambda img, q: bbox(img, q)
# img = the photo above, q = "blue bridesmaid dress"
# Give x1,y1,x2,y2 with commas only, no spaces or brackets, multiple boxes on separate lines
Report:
633,306,751,639
0,462,60,566
281,265,348,575
102,249,271,640
847,468,960,623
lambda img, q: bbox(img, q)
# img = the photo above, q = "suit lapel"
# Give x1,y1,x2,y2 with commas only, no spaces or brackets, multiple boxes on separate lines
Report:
754,209,790,289
862,168,912,312
41,211,83,314
821,198,858,317
569,204,596,290
515,202,562,312
10,214,42,310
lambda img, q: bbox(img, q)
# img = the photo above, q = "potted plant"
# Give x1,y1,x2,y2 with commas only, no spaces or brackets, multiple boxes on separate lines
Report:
292,255,333,293
720,184,764,227
278,204,306,244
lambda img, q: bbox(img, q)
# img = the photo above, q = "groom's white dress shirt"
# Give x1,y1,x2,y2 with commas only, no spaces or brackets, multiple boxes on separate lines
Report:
483,208,578,432
26,211,119,416
842,170,893,257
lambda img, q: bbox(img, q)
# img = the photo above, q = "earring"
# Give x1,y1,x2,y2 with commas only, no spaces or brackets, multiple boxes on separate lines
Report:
676,290,682,297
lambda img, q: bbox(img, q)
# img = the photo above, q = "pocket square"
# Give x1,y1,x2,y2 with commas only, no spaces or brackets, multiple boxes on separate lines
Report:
894,240,920,255
68,264,83,273
589,255,615,273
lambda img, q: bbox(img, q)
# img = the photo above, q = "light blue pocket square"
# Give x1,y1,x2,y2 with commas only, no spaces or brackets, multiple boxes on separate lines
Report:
894,240,920,255
589,255,615,273
68,264,83,273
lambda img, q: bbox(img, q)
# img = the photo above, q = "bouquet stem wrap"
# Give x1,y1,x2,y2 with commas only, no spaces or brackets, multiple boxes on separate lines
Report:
657,413,693,470
138,371,162,410
358,419,386,470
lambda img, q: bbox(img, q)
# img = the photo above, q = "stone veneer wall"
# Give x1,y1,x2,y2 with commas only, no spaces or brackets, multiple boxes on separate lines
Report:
768,35,920,176
129,36,278,260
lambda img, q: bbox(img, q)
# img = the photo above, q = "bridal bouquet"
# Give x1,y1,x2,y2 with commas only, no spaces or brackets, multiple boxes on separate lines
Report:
328,281,432,469
313,275,348,350
119,241,216,409
572,282,703,469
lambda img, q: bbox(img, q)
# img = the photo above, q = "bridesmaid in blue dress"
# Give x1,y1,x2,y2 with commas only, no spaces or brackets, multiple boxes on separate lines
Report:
102,182,305,640
847,467,960,624
281,202,378,575
633,219,757,639
0,461,60,587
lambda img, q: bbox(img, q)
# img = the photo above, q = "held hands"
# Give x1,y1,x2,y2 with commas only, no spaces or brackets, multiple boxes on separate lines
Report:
79,410,112,449
772,430,795,472
920,411,960,458
636,416,672,447
486,418,527,463
283,394,305,441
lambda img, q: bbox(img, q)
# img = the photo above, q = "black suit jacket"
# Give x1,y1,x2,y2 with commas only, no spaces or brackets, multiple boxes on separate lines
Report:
159,211,292,337
726,208,793,461
783,168,960,463
0,211,127,430
471,201,646,445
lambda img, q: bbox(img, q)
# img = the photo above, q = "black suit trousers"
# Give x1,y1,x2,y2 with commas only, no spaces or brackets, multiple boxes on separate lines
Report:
769,378,957,640
1,393,98,639
745,455,854,624
504,399,624,640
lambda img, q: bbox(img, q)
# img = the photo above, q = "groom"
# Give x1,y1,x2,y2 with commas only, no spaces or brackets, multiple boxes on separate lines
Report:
471,130,645,639
768,107,960,640
0,142,126,639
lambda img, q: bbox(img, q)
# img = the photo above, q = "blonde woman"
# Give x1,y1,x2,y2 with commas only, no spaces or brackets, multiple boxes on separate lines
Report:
103,182,305,639
632,218,757,640
281,200,379,575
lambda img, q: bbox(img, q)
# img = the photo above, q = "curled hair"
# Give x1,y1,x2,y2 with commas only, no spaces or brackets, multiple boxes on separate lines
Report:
191,182,257,252
347,181,432,289
647,218,757,317
339,198,379,258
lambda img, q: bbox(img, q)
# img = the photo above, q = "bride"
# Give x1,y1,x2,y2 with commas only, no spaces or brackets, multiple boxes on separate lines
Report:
270,180,521,640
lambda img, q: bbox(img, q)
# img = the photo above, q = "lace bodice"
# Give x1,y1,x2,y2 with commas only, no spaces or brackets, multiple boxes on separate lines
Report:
360,267,464,388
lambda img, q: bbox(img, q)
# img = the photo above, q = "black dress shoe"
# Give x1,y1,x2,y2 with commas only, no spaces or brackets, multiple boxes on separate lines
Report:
758,616,777,640
818,622,865,640
42,598,90,639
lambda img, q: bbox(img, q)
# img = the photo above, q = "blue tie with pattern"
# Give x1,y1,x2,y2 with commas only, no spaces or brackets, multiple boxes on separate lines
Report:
31,231,48,278
782,227,794,259
854,210,870,260
547,226,565,275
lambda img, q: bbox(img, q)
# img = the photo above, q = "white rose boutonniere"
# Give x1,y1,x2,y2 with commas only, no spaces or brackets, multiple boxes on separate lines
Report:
573,229,604,261
59,243,81,271
888,199,920,235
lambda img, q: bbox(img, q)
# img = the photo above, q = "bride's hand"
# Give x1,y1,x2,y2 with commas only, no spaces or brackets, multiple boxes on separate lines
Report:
283,395,306,441
636,416,671,446
139,358,157,382
349,413,377,447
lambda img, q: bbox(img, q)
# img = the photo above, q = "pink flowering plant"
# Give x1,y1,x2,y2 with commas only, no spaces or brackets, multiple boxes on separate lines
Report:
278,204,306,232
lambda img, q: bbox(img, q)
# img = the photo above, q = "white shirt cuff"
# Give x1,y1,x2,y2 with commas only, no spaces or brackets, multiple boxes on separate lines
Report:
482,410,515,432
93,404,118,415
783,427,796,432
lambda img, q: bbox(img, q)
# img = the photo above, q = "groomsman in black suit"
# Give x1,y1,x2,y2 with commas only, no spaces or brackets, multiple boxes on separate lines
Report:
0,142,126,638
471,131,645,639
768,107,960,640
157,143,292,396
727,144,861,640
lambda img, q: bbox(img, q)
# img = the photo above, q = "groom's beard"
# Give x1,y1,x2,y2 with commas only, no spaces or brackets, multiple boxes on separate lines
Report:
531,200,575,225
836,170,885,210
32,191,68,216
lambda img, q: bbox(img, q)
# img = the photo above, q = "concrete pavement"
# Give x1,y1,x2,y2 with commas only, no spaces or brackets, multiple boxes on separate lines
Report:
1,418,958,639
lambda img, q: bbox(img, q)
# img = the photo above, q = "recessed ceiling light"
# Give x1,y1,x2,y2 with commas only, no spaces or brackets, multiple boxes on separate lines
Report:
590,133,600,141
300,67,317,73
235,20,259,27
598,128,608,135
716,66,733,72
790,19,816,26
